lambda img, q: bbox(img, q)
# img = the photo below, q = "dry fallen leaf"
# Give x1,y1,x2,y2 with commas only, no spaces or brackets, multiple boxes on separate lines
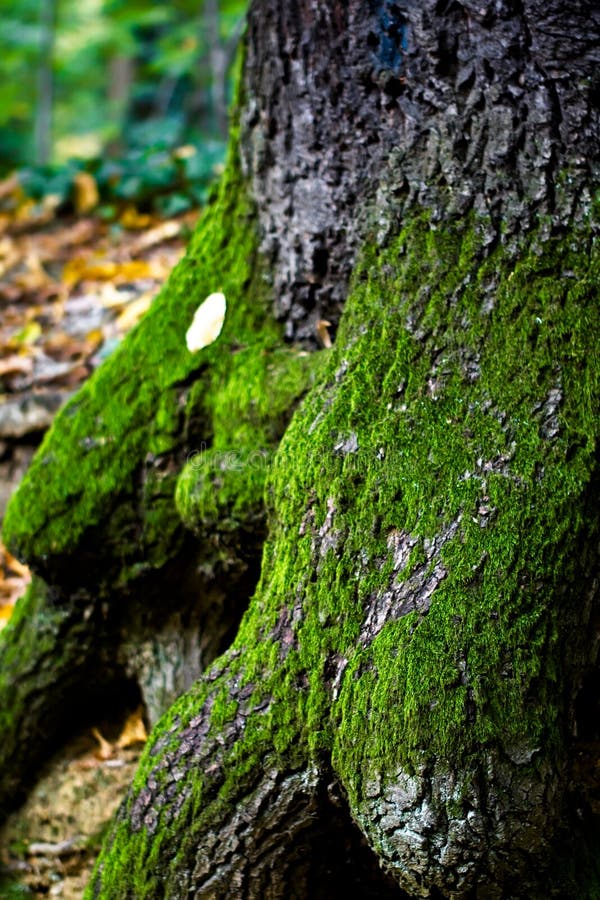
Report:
56,217,98,248
0,605,14,629
85,328,104,351
116,708,148,749
13,195,61,229
0,235,20,278
115,292,154,332
62,257,160,288
130,220,181,254
0,540,31,631
73,172,99,215
119,205,154,231
43,331,90,361
91,727,113,761
12,252,57,296
0,172,21,202
186,292,226,352
0,354,34,378
316,319,333,348
98,282,132,310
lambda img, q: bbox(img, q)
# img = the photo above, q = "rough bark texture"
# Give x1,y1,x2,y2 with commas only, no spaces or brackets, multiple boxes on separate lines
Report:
3,0,600,897
241,0,600,341
240,1,407,340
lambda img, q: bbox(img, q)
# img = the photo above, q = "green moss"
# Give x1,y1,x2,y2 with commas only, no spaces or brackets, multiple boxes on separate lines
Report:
0,574,93,749
3,127,321,590
91,208,600,894
176,344,321,535
293,215,600,796
2,145,253,576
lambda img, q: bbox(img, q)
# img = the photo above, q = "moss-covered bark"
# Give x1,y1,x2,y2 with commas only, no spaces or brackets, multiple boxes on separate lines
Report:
88,206,600,897
0,133,320,816
2,142,298,586
0,576,105,813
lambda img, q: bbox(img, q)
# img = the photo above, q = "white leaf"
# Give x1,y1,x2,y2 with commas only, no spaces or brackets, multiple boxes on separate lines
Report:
186,292,226,352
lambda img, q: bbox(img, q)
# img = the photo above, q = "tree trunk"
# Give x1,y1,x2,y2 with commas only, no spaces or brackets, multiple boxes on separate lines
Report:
34,0,57,165
3,0,600,896
106,55,136,156
203,0,229,138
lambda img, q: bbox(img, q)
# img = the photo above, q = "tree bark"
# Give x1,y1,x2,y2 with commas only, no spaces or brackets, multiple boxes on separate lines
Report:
203,0,229,138
34,0,57,165
3,0,600,897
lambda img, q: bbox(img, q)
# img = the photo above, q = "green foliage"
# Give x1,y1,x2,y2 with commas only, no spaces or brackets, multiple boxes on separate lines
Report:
16,139,226,215
0,0,42,166
0,0,247,172
0,880,33,898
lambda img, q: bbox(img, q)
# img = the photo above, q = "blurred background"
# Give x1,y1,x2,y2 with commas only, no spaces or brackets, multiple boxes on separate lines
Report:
0,0,247,213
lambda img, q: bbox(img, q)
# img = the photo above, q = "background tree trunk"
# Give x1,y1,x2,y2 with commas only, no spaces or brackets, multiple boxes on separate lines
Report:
203,0,229,138
34,0,57,165
3,0,600,897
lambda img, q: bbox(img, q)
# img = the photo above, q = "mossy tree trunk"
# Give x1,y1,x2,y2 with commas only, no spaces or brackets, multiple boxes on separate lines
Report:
3,0,600,896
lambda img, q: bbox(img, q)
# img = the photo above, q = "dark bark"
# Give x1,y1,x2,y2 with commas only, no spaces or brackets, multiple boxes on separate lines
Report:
242,0,600,341
3,1,600,897
0,577,139,814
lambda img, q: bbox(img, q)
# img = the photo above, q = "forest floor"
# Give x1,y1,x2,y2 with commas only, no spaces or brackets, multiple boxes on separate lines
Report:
0,716,145,898
0,175,197,896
